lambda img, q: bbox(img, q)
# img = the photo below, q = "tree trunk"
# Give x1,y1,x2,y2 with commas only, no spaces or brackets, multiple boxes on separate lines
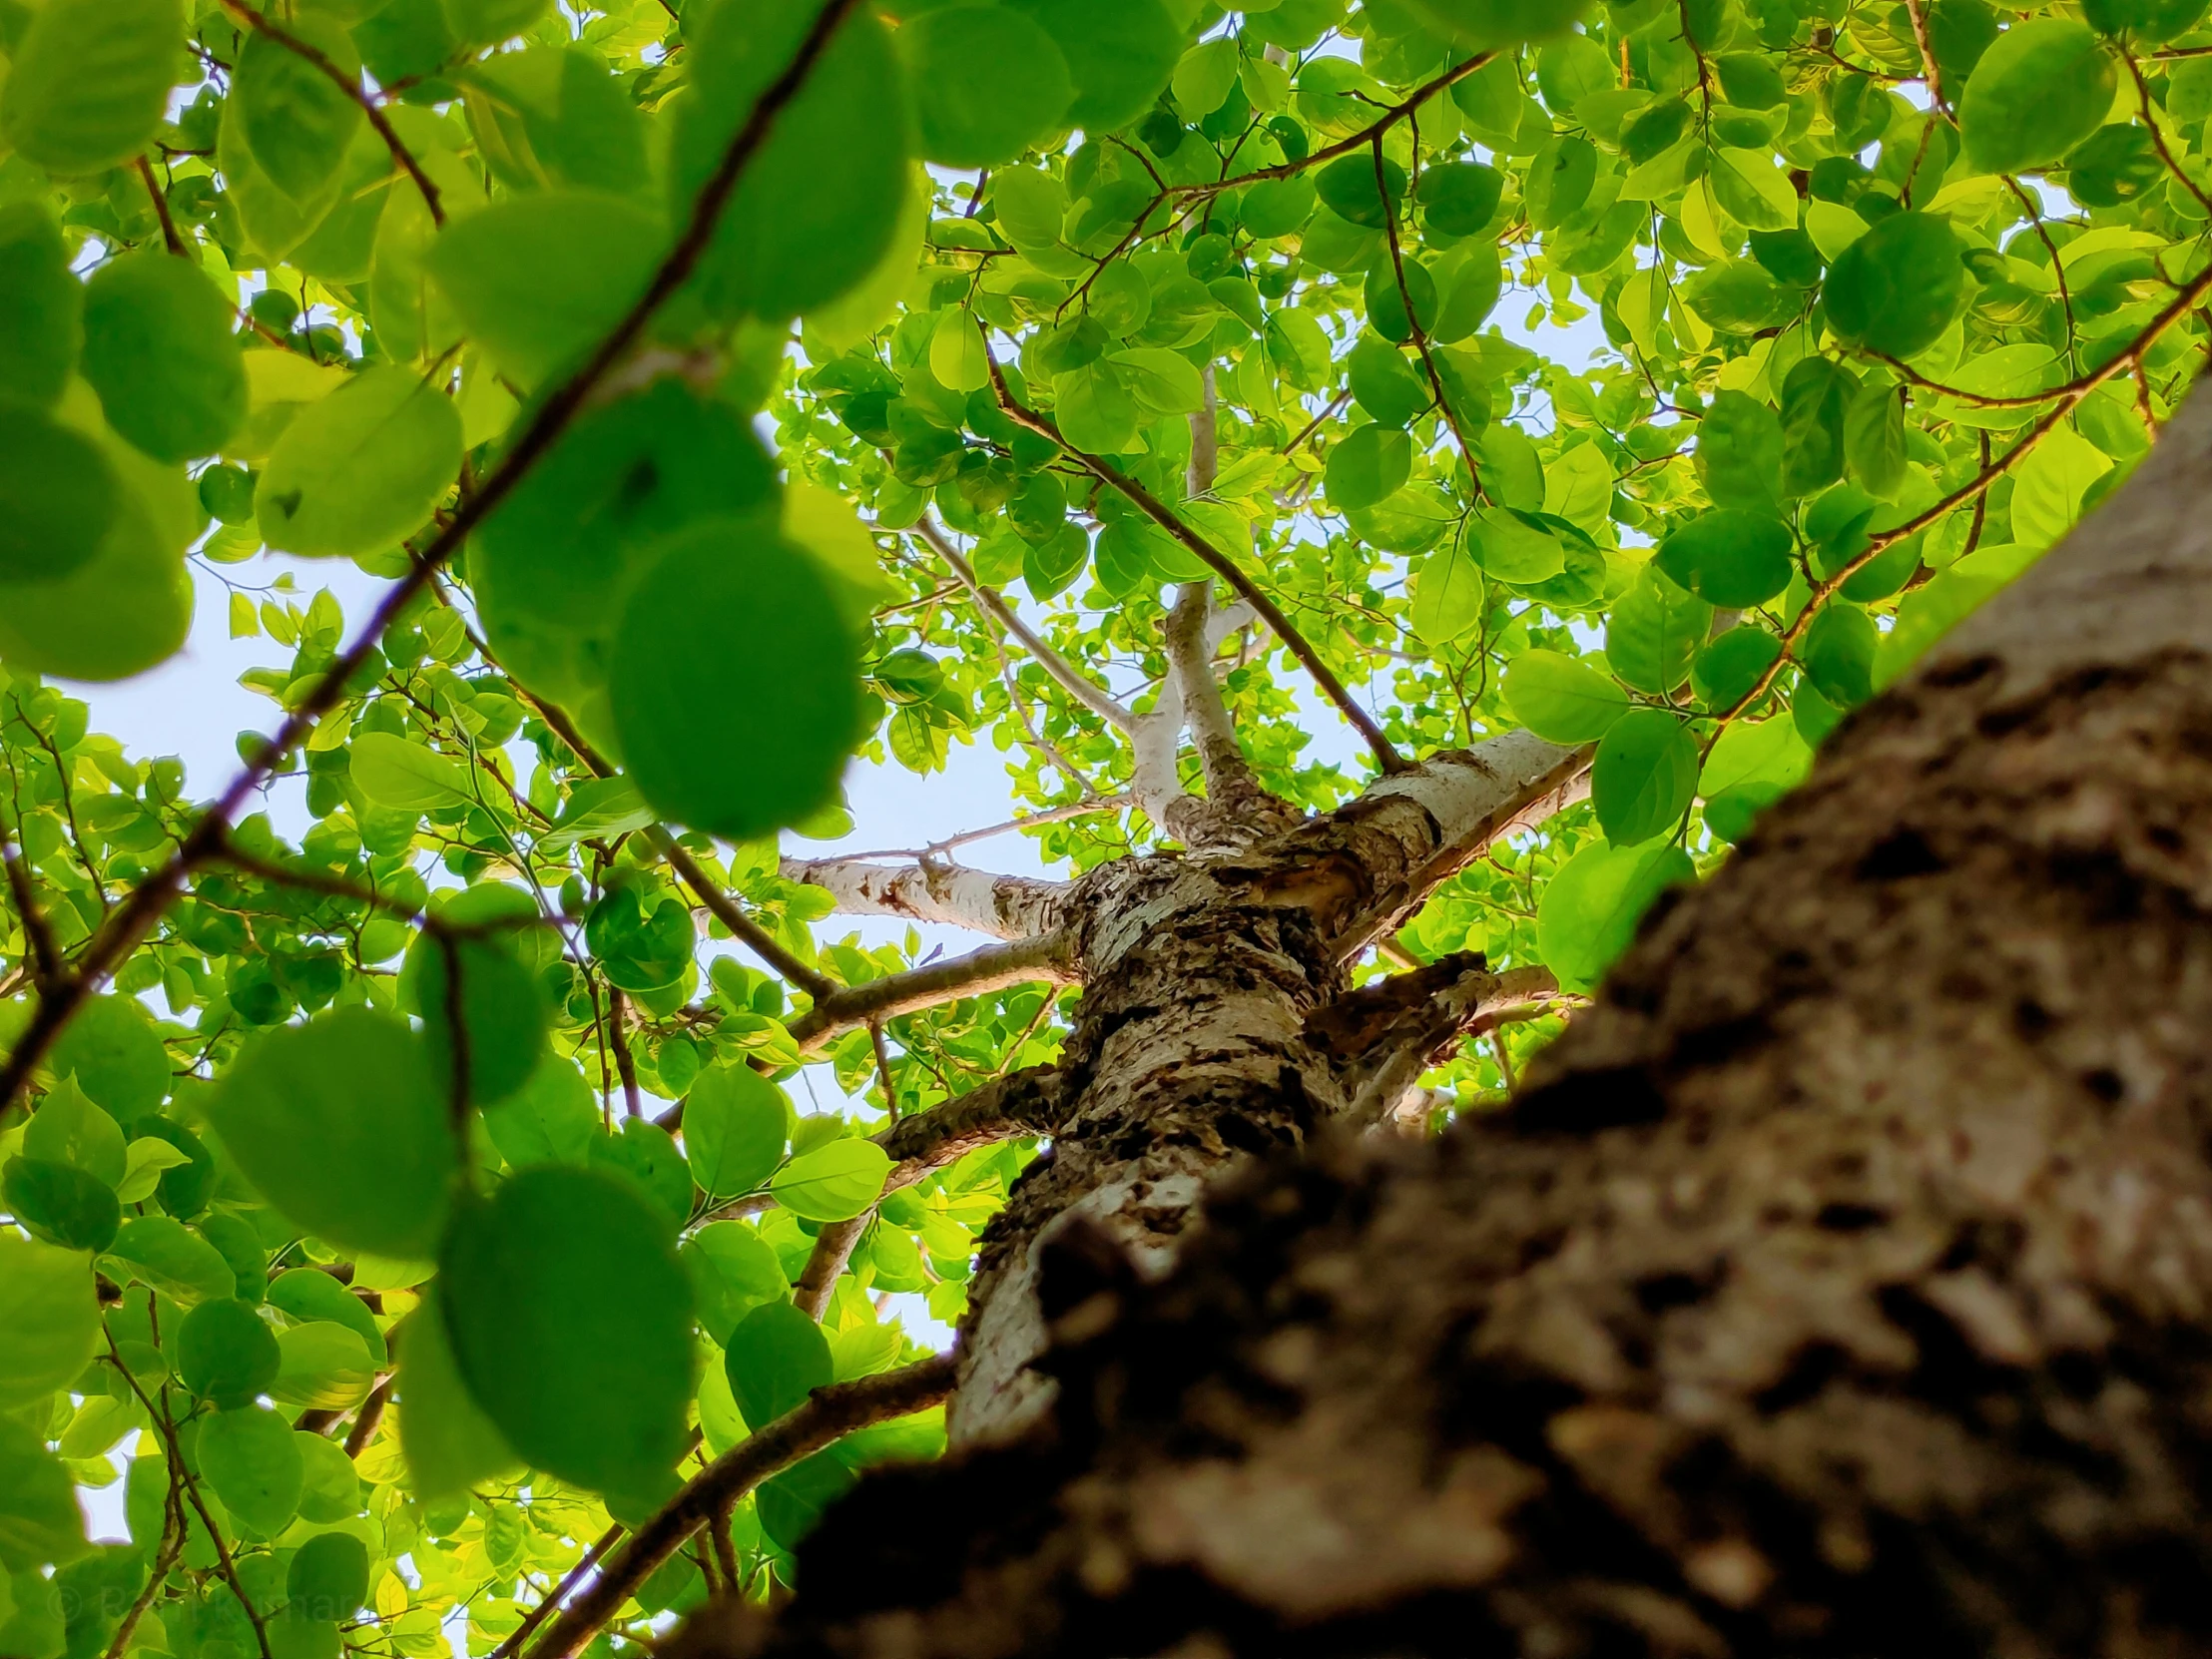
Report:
693,396,2212,1658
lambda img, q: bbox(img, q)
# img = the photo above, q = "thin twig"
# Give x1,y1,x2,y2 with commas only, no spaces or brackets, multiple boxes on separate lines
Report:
135,156,188,256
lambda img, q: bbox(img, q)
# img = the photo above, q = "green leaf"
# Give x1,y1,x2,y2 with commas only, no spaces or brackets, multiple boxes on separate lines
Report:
80,256,247,465
102,1216,234,1305
0,1238,97,1410
426,192,666,387
199,1404,304,1539
684,1222,789,1347
1844,377,1909,499
1692,625,1783,711
901,4,1074,168
1708,147,1797,232
394,1290,522,1502
677,0,909,321
4,1158,119,1252
1316,154,1406,230
348,732,473,812
439,1165,695,1498
1654,510,1793,608
610,520,860,841
403,885,550,1108
1958,19,2113,176
1779,356,1854,499
0,0,181,175
1348,333,1432,427
770,1138,891,1223
465,46,651,198
1606,567,1712,696
0,1416,89,1572
0,448,193,683
267,1270,387,1365
271,1322,377,1408
235,18,366,205
723,1301,831,1428
1325,424,1412,510
23,1079,126,1189
1053,360,1138,453
1468,506,1564,585
177,1299,281,1409
475,380,777,706
1410,531,1484,647
1006,0,1180,132
685,1064,788,1199
589,1117,693,1228
49,996,169,1125
1823,212,1966,361
442,0,552,47
1696,390,1784,512
1801,602,1879,710
206,1007,456,1259
0,399,120,586
295,1432,362,1524
287,1533,369,1624
1536,839,1696,992
258,365,463,557
1403,0,1591,49
1504,649,1630,743
1110,347,1206,417
1591,709,1699,846
481,1059,600,1170
0,205,82,407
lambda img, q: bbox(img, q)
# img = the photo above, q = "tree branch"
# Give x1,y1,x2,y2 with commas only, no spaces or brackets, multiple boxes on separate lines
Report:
1311,956,1569,1127
518,1357,958,1659
486,1523,624,1659
876,1064,1064,1191
780,854,1071,940
649,828,834,999
786,929,1076,1056
1316,733,1595,959
983,347,1408,777
793,1215,869,1319
0,0,867,1112
913,515,1135,733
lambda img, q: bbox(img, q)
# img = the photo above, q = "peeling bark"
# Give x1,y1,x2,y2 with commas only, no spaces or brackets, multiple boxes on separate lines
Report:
780,855,1070,940
670,392,2212,1658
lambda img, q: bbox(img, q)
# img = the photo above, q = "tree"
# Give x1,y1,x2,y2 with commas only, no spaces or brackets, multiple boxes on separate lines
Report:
3,0,2210,1655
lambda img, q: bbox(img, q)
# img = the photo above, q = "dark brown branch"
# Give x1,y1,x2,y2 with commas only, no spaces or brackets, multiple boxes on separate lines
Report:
983,348,1407,776
518,1357,958,1659
0,0,864,1112
649,828,834,998
876,1065,1064,1191
785,929,1077,1056
792,1215,869,1320
1163,51,1495,202
486,1523,625,1659
135,156,188,256
343,1377,391,1457
1,815,60,988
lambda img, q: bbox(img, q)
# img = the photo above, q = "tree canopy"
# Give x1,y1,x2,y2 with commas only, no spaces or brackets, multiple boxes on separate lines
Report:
2,0,2208,1655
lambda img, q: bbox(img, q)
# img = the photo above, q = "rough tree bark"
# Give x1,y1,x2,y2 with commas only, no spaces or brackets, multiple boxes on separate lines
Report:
692,393,2212,1657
